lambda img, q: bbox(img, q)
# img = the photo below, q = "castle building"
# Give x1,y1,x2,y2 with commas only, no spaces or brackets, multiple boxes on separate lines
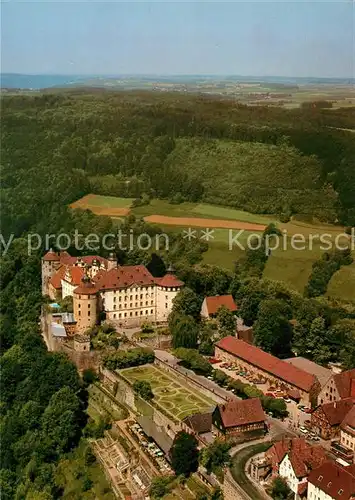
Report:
42,250,183,332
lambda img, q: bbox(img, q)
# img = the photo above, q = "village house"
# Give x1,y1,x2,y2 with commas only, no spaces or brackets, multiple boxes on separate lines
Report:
215,336,321,406
340,406,355,457
182,411,213,441
311,398,355,440
318,369,355,405
307,461,355,500
42,250,184,333
200,294,238,319
212,398,266,440
278,441,327,499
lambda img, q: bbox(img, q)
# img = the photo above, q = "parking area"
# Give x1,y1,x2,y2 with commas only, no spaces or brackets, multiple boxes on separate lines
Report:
127,421,173,475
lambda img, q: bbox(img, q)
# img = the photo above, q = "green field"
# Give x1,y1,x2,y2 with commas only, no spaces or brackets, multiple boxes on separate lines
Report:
69,194,354,300
119,364,215,421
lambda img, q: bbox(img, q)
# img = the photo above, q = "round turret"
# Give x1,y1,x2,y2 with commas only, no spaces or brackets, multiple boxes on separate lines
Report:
73,275,98,333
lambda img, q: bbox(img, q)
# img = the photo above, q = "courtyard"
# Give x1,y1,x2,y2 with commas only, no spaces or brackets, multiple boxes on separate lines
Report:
119,364,216,421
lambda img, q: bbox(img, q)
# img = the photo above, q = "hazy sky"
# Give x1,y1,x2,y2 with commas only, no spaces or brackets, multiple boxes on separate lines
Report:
2,1,354,77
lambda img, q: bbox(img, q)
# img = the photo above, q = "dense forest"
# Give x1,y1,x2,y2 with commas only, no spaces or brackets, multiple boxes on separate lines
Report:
1,91,354,498
1,91,355,242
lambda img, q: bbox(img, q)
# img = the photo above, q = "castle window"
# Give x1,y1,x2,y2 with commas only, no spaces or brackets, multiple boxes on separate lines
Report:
151,300,154,305
130,295,133,300
146,301,148,306
114,305,116,310
130,303,132,308
113,297,116,302
140,302,143,306
165,303,168,308
78,311,81,316
113,314,116,319
135,295,138,300
88,303,90,308
165,295,168,300
79,295,81,299
150,309,153,314
145,310,148,315
140,294,143,299
119,313,122,318
119,296,122,301
135,311,138,316
124,313,127,318
130,312,132,317
88,311,90,317
125,296,128,301
78,304,81,308
140,311,143,315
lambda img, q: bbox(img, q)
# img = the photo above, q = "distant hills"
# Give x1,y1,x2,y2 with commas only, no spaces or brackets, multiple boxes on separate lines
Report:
1,73,354,90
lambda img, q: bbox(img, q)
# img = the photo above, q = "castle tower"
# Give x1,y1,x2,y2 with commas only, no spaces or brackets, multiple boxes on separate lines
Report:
156,265,184,322
41,249,61,296
107,252,118,271
73,275,98,334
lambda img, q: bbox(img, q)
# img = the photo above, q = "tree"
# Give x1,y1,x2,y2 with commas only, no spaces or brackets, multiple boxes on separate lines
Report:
212,369,229,386
82,368,97,386
133,380,154,401
211,486,224,500
254,299,293,358
216,305,236,335
149,477,174,499
171,287,202,319
170,431,199,477
170,313,199,349
200,439,232,474
270,476,292,500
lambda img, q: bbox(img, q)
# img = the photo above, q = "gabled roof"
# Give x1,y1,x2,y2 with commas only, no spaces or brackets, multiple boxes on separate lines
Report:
205,295,237,316
340,405,355,435
308,461,355,499
318,398,355,426
333,369,355,399
64,266,86,286
215,336,317,393
183,411,213,434
217,398,265,428
285,357,332,388
267,437,306,464
95,266,156,291
49,265,66,289
287,443,327,478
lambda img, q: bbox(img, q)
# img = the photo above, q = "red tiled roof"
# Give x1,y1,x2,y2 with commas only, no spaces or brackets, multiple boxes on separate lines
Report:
308,461,355,499
320,398,355,426
155,274,184,288
95,266,156,290
297,482,307,497
288,443,327,478
65,266,86,286
218,398,265,428
205,295,238,316
43,250,60,261
49,265,66,289
268,437,307,465
215,336,317,393
340,405,355,435
59,251,75,265
334,369,355,399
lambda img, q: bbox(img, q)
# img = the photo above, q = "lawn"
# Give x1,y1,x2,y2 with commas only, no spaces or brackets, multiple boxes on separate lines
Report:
119,365,215,421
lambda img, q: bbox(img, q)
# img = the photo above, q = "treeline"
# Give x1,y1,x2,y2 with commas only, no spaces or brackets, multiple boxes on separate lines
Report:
103,347,154,370
2,91,355,236
0,242,91,498
305,248,353,298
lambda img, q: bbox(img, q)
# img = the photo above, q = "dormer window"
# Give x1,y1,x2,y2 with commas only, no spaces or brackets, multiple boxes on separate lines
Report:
318,475,323,481
327,482,332,488
338,490,343,495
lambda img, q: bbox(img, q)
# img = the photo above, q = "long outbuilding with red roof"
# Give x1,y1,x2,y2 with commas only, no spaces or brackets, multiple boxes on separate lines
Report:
215,336,321,406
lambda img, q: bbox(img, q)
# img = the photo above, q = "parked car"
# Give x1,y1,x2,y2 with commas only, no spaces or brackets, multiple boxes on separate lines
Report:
304,408,312,414
283,398,292,403
265,393,275,398
297,404,305,410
